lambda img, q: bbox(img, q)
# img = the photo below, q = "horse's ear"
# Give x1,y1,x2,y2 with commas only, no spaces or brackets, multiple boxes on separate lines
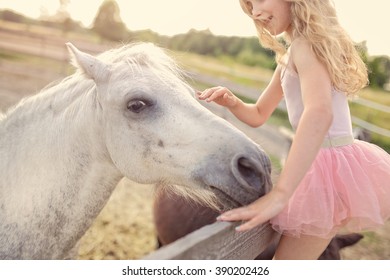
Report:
66,42,110,83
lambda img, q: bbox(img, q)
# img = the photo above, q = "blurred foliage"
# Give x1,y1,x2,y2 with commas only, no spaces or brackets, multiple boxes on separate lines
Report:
0,8,83,33
0,9,25,23
165,29,276,70
368,56,390,89
92,0,127,42
0,0,389,91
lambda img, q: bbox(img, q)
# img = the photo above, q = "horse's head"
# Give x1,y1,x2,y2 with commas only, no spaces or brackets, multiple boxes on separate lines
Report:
66,43,272,208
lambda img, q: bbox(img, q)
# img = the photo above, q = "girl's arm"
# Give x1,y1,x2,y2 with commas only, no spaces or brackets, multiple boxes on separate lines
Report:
197,66,284,127
218,39,334,231
276,39,333,197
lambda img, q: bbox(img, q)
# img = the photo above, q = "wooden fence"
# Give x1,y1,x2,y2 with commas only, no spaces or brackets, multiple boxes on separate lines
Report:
144,222,278,260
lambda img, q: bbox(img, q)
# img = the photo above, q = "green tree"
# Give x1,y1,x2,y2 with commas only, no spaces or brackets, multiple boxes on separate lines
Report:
368,56,390,89
92,0,127,41
0,9,25,23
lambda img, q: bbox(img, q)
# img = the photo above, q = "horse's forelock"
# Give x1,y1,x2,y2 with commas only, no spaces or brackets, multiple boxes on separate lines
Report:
50,43,179,94
97,43,168,66
100,43,186,81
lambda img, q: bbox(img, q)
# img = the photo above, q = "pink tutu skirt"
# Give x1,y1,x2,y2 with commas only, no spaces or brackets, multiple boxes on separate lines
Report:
271,139,390,239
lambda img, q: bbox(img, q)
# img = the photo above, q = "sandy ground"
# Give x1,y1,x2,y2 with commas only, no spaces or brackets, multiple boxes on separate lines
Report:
77,180,157,260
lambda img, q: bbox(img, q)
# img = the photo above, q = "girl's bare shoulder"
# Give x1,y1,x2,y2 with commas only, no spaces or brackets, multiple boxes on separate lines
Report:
290,37,322,69
290,37,313,57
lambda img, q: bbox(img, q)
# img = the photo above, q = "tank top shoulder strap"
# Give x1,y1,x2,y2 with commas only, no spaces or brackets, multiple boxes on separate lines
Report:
280,48,292,81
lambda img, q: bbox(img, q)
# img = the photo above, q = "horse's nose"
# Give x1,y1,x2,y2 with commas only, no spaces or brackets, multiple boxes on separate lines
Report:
231,153,272,198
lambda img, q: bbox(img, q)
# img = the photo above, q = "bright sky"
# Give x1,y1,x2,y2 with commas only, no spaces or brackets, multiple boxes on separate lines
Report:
1,0,389,57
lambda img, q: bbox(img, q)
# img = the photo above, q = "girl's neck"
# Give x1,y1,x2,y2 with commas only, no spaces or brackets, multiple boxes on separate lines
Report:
284,24,294,42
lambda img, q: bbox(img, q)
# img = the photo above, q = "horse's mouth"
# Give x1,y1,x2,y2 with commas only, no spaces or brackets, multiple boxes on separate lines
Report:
208,186,246,212
208,175,272,212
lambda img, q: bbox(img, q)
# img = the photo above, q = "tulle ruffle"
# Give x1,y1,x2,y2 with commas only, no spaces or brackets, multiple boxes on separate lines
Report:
271,140,390,239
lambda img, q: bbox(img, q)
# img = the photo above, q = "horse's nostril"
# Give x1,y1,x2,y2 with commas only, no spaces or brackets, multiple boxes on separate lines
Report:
237,157,256,178
233,156,268,196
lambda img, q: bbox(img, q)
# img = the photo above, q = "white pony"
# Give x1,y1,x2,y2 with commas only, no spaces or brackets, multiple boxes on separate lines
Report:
0,43,272,259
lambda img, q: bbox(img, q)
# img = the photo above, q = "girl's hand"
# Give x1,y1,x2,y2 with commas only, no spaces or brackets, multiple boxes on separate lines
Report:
197,87,238,108
217,188,290,232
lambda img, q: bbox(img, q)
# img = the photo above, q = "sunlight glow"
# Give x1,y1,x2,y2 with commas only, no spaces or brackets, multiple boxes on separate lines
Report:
1,0,389,56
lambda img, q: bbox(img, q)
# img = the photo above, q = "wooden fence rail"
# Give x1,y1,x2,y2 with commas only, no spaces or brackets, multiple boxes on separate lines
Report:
143,222,277,260
351,116,390,138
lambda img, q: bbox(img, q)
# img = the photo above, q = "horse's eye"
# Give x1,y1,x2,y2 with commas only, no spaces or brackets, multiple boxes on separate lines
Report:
127,100,148,113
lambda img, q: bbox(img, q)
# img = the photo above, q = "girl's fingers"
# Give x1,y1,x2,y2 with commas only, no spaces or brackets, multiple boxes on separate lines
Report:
217,206,256,222
197,87,237,107
197,87,217,99
202,88,224,101
207,88,227,102
217,208,268,232
235,215,268,232
197,87,227,101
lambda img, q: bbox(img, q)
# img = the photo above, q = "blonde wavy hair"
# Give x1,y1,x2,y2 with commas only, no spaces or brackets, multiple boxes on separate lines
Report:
239,0,368,94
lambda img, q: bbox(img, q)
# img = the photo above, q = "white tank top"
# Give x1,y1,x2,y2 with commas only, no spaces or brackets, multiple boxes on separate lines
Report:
280,57,353,138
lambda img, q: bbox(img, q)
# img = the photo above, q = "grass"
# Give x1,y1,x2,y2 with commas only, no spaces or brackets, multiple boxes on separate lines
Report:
1,53,74,82
174,51,273,90
359,87,390,105
350,87,390,151
0,51,23,61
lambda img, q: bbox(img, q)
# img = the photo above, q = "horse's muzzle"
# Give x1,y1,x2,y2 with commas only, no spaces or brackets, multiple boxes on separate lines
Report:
231,153,272,199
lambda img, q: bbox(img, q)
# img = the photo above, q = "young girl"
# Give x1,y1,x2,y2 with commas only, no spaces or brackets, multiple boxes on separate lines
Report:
198,0,390,259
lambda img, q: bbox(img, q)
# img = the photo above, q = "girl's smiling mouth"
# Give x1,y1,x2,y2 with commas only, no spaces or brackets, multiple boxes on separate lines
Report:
260,15,273,24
